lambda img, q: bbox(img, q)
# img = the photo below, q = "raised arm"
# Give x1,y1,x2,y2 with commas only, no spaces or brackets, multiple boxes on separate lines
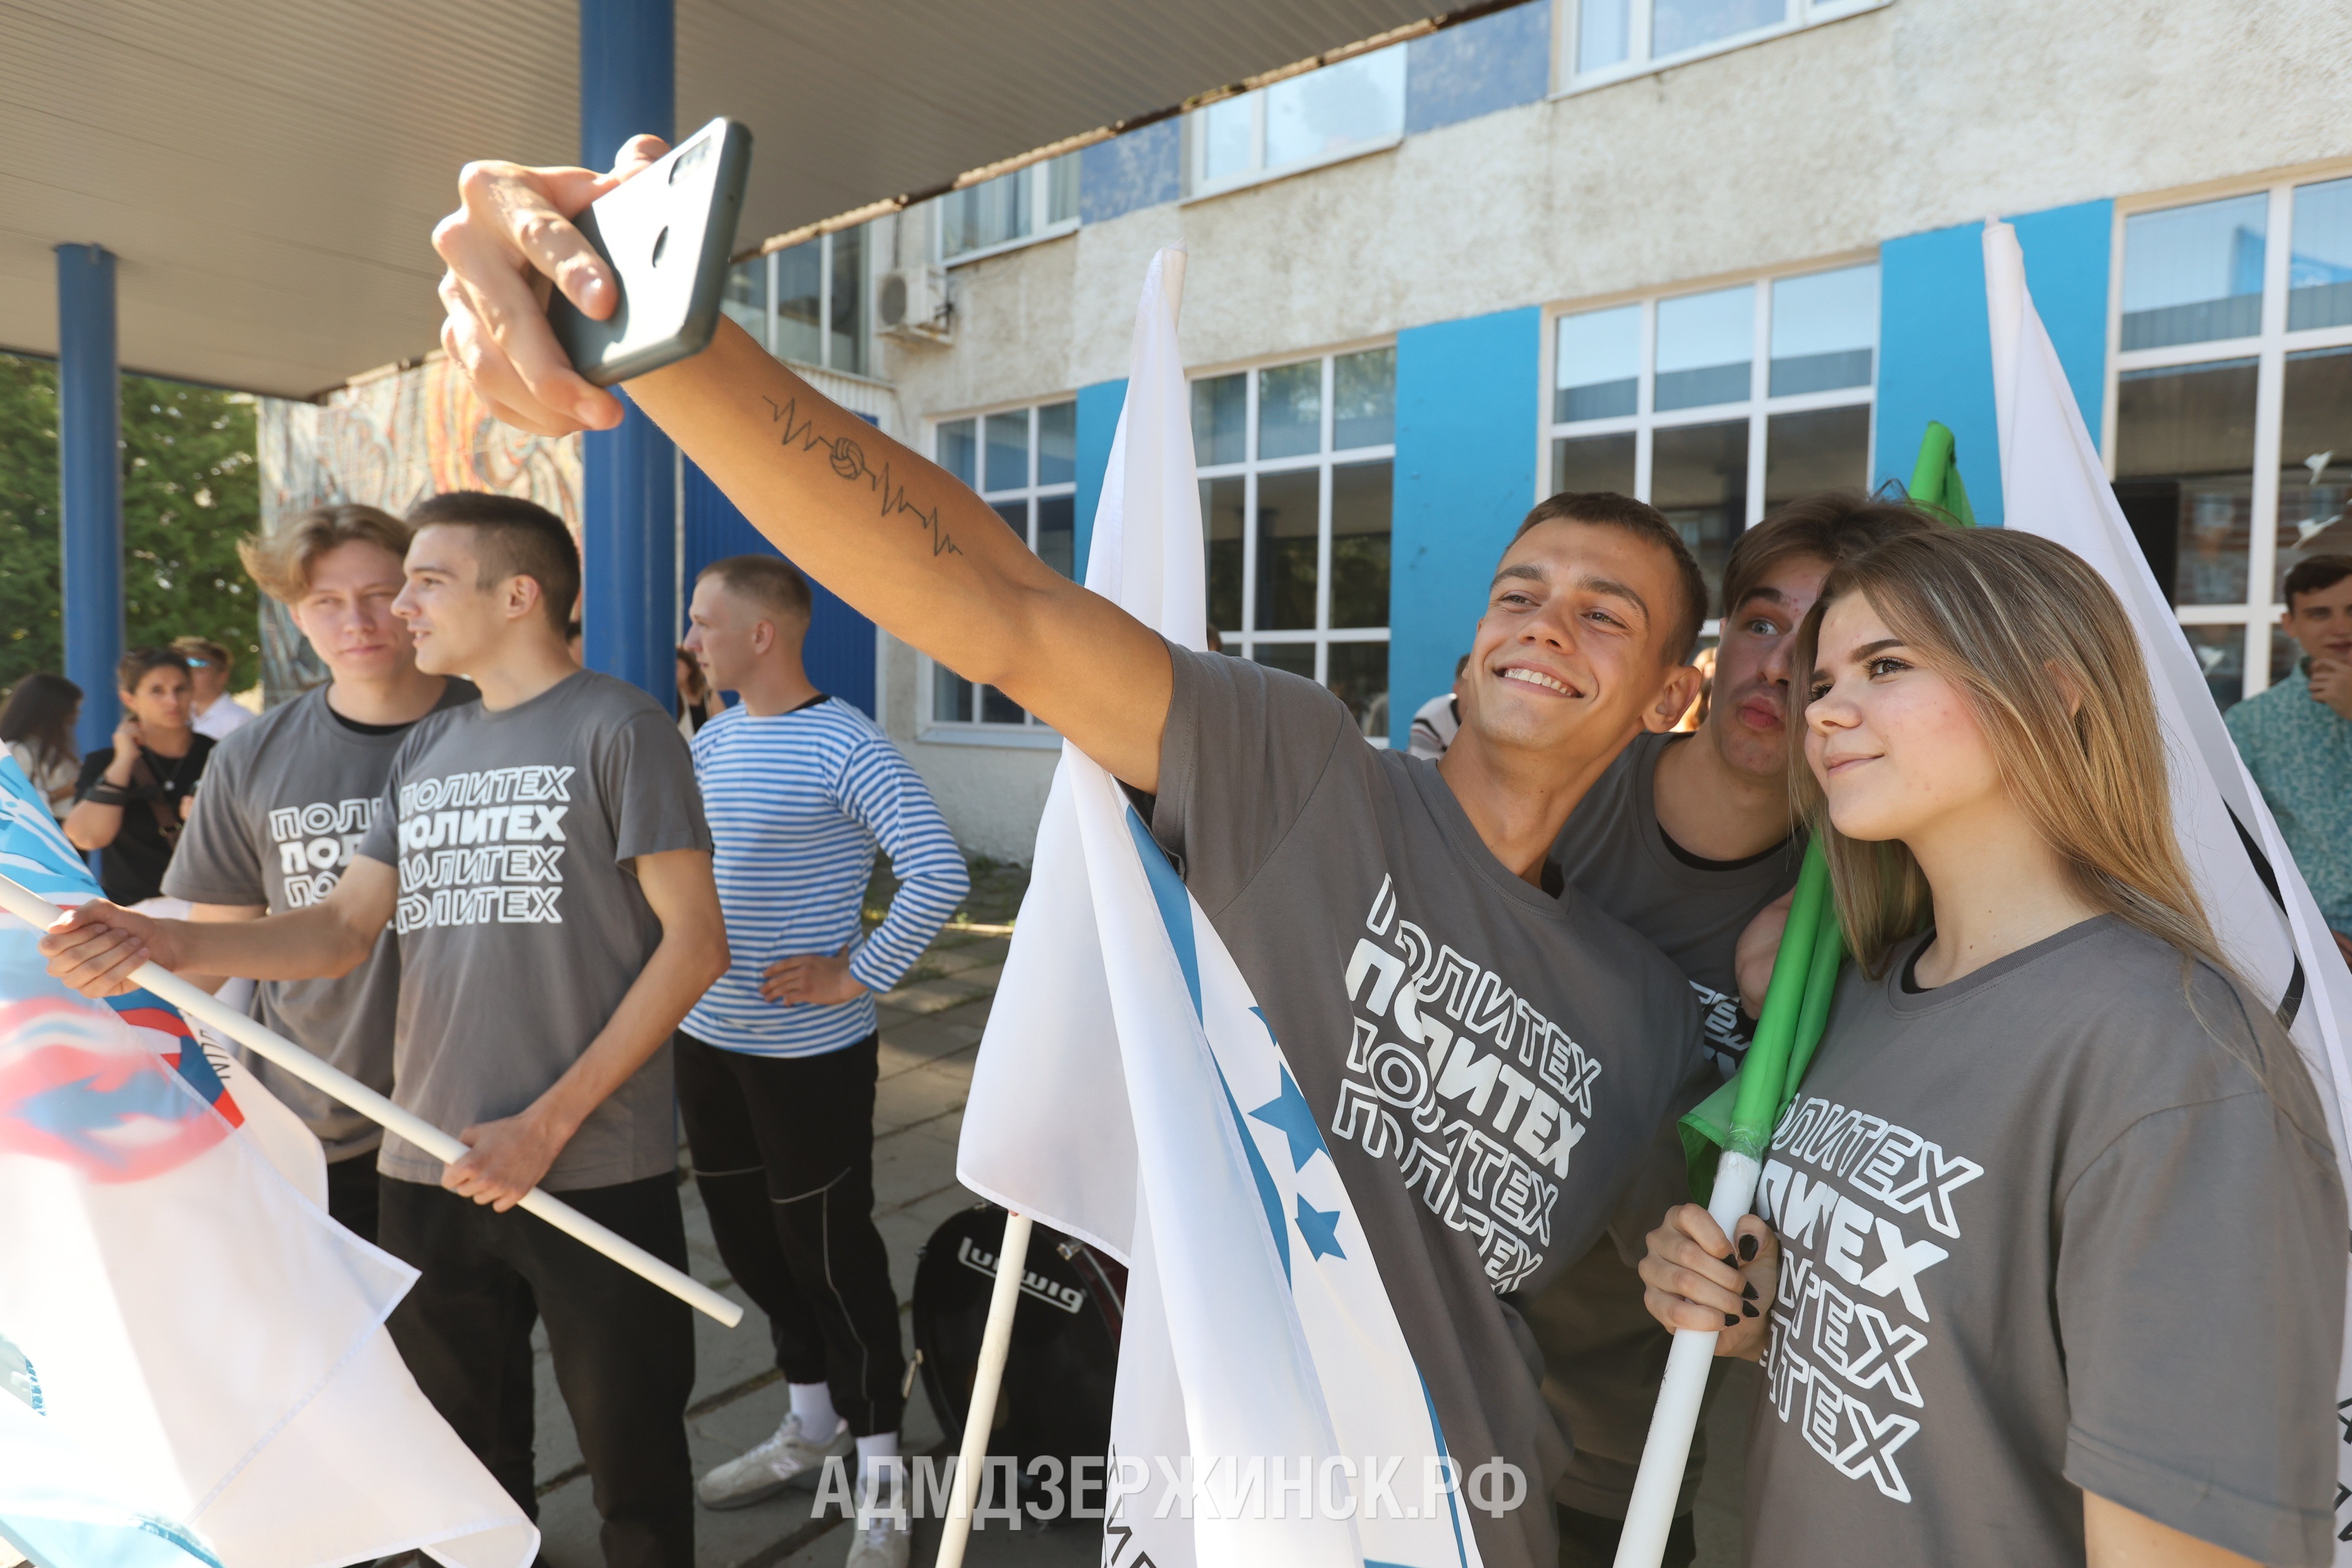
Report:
40,858,397,997
433,144,1170,789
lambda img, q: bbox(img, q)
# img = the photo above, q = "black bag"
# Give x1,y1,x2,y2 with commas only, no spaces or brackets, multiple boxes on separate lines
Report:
910,1202,1124,1494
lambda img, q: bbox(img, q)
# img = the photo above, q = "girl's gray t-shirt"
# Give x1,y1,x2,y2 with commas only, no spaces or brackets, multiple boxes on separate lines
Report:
1745,916,2345,1568
354,670,711,1192
1149,648,1704,1568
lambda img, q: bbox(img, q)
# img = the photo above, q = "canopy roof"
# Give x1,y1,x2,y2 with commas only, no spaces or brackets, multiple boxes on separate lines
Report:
2,0,1444,398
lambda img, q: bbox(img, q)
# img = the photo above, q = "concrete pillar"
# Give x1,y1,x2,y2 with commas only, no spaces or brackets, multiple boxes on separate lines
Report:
56,244,123,753
579,0,678,710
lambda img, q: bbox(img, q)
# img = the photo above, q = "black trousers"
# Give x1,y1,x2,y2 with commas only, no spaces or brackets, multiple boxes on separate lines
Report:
674,1030,905,1436
324,1152,380,1243
378,1174,695,1568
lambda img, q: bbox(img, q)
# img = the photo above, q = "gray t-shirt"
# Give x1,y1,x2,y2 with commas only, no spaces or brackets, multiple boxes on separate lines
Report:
163,680,479,1161
1150,648,1703,1568
1746,917,2344,1568
354,670,711,1193
1530,727,1804,1516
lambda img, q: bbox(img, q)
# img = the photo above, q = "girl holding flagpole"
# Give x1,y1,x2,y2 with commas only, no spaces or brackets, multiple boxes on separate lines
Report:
1638,527,2344,1568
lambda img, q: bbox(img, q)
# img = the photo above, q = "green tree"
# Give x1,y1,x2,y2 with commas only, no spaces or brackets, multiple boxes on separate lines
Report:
0,352,261,697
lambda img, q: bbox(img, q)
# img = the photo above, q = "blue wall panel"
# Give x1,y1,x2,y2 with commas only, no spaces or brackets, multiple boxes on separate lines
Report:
1080,124,1180,226
1406,2,1551,135
1874,200,2112,524
1074,377,1128,576
681,458,876,717
1390,307,1541,748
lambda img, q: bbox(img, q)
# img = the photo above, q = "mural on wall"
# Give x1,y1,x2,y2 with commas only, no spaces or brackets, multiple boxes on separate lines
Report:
256,355,581,703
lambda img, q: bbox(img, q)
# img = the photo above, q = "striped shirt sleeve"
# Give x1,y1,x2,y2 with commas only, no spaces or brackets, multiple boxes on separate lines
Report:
831,731,971,994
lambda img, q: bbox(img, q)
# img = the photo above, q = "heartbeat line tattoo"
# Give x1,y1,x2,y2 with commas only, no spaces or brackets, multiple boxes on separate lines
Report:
761,394,962,558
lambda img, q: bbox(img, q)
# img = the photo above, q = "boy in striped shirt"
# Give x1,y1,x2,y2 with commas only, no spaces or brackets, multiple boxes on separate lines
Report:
674,555,969,1562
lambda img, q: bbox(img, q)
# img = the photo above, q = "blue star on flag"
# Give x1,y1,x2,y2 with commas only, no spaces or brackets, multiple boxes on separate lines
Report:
1293,1194,1346,1262
1247,1064,1327,1172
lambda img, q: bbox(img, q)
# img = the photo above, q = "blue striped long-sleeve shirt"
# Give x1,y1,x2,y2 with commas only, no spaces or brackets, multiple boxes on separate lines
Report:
682,697,970,1056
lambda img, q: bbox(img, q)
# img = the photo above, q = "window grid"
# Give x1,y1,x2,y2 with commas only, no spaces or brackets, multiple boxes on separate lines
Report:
720,228,870,377
1557,0,1887,95
1542,263,1880,632
2106,171,2352,704
936,156,1082,267
1185,44,1408,201
924,401,1080,733
1195,347,1396,743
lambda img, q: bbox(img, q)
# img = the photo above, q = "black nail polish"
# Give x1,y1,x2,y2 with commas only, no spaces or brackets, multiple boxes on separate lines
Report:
1742,1303,1759,1318
1723,1312,1739,1327
1737,1234,1759,1263
1742,1282,1758,1301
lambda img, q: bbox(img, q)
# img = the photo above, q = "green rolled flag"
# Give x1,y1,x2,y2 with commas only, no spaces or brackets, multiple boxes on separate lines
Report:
1678,420,1974,1201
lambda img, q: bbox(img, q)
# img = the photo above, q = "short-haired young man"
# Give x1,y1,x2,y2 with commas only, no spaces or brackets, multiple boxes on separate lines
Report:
2226,553,2352,965
382,147,1736,1566
43,492,728,1568
1524,492,1941,1566
172,635,253,741
674,556,968,1565
162,504,479,1240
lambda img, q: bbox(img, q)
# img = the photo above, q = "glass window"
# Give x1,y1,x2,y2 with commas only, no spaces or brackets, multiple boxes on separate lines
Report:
721,256,767,347
939,155,1081,263
1194,348,1394,737
1546,262,1877,623
1556,305,1641,423
2115,359,2259,606
2184,624,2246,712
1193,374,1247,466
1334,348,1396,449
829,223,865,376
1653,0,1786,60
1579,0,1632,71
930,397,1084,729
1259,361,1322,460
1769,264,1877,395
1652,420,1749,606
2278,347,2352,592
1189,44,1406,193
776,240,823,366
1656,286,1754,411
2121,194,2268,351
2289,177,2352,332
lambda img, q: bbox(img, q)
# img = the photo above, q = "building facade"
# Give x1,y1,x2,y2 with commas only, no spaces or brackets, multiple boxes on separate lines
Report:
677,0,2352,858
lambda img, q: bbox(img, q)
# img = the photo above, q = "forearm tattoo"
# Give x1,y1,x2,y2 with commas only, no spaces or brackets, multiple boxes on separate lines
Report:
762,394,962,558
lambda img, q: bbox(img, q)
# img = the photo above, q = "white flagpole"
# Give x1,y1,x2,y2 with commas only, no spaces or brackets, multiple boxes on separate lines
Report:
0,874,743,1328
935,1210,1032,1568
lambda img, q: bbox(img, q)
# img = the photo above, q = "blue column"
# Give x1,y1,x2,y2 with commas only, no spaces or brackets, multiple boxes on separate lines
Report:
57,245,122,753
579,0,678,709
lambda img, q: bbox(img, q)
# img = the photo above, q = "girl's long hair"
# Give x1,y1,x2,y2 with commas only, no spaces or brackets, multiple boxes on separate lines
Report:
1792,529,2307,1103
0,672,83,766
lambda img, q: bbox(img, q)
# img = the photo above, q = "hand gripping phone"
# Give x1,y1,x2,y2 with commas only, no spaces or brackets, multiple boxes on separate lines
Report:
548,116,753,386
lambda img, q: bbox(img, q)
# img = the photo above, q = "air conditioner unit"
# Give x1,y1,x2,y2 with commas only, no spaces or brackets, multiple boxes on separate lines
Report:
878,264,953,344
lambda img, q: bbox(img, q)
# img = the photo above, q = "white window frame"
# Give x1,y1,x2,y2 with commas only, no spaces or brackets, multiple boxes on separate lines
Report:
1538,257,1880,638
1553,0,1887,97
935,156,1081,269
1194,342,1397,741
918,398,1080,745
724,228,874,378
2104,163,2352,701
1182,44,1408,202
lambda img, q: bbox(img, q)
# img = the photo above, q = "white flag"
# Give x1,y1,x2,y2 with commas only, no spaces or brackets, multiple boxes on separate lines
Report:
0,758,535,1568
957,248,1482,1568
1984,221,2352,1560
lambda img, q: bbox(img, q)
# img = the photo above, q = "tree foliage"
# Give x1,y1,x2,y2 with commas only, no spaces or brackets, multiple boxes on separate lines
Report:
0,352,260,695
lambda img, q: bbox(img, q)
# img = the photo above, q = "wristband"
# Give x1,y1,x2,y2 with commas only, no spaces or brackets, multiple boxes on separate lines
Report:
83,782,134,806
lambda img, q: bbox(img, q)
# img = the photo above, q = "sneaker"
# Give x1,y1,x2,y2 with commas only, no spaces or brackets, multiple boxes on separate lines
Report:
842,1505,910,1568
695,1413,852,1510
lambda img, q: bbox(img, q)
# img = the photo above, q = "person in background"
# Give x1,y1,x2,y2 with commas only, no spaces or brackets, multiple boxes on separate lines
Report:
1525,492,1939,1567
66,648,213,906
1407,653,1470,759
676,643,726,736
2225,553,2352,964
162,503,480,1241
174,635,253,742
1643,527,2342,1568
1672,646,1716,734
674,556,966,1568
1,672,84,820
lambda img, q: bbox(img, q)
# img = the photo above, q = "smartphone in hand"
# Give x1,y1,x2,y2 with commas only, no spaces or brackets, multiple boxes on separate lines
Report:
549,117,753,386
